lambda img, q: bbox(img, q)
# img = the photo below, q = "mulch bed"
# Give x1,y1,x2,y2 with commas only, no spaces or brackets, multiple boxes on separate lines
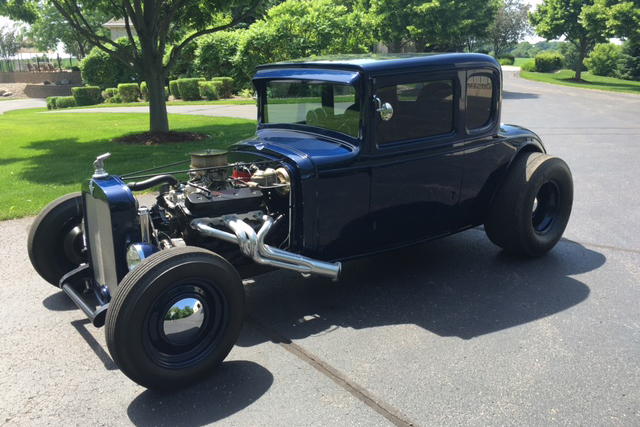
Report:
113,131,210,145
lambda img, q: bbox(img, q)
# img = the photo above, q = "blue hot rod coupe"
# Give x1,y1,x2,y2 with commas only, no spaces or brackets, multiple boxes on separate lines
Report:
28,54,573,389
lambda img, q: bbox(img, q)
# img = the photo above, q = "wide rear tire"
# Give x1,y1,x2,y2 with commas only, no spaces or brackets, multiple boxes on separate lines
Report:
485,153,573,257
105,247,245,390
27,193,85,286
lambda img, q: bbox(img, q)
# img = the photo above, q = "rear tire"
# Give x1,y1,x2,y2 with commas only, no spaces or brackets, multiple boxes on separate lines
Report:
485,152,573,257
105,247,245,390
27,193,85,286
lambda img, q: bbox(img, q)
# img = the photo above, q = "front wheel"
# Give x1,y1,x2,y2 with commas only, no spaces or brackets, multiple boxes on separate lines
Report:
485,152,573,257
105,247,245,390
27,193,85,286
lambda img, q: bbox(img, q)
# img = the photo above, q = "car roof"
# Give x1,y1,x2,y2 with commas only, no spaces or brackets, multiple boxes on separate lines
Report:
256,53,501,74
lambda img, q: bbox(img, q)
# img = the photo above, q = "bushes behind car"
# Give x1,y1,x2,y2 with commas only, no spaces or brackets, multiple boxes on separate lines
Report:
72,86,103,106
176,78,205,101
169,80,180,99
534,52,564,73
520,60,536,72
56,96,77,109
199,81,223,100
212,77,233,98
585,43,621,77
46,96,60,110
118,83,141,103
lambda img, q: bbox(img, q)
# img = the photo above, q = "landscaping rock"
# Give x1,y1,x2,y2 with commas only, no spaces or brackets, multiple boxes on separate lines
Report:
3,92,13,97
0,89,5,96
61,79,70,85
43,80,51,85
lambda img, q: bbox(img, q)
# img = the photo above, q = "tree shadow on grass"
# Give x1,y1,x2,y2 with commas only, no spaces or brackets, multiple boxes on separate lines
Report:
18,122,256,186
0,157,28,167
238,229,603,346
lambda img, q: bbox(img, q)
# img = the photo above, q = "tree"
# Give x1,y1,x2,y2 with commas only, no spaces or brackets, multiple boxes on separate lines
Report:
370,0,498,52
27,3,110,59
489,0,532,57
0,0,37,23
0,24,22,71
530,0,608,80
3,0,263,133
234,0,373,84
582,0,640,42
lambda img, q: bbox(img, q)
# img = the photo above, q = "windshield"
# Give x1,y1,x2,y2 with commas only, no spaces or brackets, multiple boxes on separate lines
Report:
263,80,360,138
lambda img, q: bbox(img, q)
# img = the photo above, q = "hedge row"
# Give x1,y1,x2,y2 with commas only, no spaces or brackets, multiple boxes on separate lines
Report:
56,97,77,109
168,77,233,101
72,86,102,106
534,52,564,73
199,81,223,100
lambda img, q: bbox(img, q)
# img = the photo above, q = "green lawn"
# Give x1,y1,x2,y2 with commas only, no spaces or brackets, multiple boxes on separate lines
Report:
0,108,256,220
520,69,640,94
514,58,533,67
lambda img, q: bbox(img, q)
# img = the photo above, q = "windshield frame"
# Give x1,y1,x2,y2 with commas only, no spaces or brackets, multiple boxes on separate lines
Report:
254,70,363,142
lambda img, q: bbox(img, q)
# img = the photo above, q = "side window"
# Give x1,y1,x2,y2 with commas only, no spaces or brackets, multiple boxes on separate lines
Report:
466,75,494,130
376,79,454,144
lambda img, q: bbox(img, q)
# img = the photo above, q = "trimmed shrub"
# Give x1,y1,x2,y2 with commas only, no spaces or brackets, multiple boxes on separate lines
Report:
520,60,536,72
56,96,77,109
102,87,118,100
105,94,123,104
584,43,621,77
199,81,223,100
72,86,102,106
118,83,141,103
534,52,564,72
79,37,140,89
169,80,180,99
176,78,205,101
498,58,514,66
46,96,60,110
140,81,148,101
164,86,169,101
211,77,233,98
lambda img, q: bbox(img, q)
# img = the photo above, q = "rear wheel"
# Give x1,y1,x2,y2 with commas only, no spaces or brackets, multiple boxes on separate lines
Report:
485,152,573,257
27,193,85,286
105,247,245,390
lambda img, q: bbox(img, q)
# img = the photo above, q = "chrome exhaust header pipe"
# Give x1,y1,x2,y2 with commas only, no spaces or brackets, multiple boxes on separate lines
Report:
191,216,341,280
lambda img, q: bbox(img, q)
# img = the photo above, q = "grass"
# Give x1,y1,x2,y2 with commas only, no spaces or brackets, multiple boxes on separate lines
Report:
520,69,640,94
514,57,533,67
0,108,257,220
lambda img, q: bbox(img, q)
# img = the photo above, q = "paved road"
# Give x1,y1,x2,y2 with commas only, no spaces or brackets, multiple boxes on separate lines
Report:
0,98,46,114
1,74,639,426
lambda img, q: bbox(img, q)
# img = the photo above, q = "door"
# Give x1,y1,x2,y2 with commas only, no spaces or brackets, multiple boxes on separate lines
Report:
369,72,465,248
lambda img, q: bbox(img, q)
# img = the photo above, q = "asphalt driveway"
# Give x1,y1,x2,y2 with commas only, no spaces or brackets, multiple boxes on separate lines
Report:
1,73,639,426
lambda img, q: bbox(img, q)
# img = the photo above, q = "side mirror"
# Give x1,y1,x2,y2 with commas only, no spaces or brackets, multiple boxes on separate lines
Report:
374,96,394,121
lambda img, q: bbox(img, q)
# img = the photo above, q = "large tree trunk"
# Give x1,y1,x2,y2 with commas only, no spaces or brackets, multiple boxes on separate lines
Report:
575,38,587,81
146,69,170,133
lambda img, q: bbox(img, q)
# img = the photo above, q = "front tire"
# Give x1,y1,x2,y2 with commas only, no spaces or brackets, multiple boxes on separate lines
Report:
27,193,85,286
485,152,573,257
105,247,245,390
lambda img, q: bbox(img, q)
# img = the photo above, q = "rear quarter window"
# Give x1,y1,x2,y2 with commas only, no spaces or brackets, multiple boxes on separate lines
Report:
466,75,494,130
